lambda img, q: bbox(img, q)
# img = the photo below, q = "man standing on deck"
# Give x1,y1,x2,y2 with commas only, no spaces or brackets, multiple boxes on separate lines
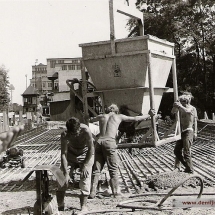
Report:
56,117,94,213
172,93,197,173
89,104,156,198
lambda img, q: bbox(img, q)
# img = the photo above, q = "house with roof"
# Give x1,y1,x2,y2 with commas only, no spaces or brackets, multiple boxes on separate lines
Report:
22,85,39,114
22,58,96,121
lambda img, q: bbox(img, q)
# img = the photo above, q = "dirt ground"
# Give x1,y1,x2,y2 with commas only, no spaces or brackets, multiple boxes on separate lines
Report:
0,181,214,215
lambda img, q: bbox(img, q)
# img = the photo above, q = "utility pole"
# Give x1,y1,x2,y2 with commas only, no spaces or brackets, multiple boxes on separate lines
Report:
25,74,27,89
35,59,38,89
9,84,15,111
35,59,38,107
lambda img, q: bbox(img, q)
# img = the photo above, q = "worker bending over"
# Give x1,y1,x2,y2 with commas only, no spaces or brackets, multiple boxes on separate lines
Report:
0,125,24,154
56,117,94,213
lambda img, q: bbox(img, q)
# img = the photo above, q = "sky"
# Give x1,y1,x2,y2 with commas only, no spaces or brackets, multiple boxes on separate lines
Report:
0,0,139,105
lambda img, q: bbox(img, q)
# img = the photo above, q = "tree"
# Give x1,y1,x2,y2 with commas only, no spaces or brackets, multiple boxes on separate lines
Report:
9,103,23,113
126,0,215,117
0,66,10,111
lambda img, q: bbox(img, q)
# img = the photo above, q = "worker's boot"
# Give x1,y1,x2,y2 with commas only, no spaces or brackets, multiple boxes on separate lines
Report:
89,174,100,199
174,157,182,172
56,190,65,211
110,177,121,198
80,194,88,212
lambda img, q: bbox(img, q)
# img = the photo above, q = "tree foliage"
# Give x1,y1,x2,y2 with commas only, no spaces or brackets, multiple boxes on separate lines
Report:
127,0,215,118
0,66,10,111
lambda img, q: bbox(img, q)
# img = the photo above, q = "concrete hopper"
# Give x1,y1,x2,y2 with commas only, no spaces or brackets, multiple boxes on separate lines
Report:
79,35,174,116
78,0,180,147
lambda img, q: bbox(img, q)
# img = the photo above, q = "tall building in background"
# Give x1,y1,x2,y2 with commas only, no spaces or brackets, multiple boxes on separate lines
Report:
30,63,56,95
47,57,81,92
22,58,83,119
28,63,56,115
46,58,83,121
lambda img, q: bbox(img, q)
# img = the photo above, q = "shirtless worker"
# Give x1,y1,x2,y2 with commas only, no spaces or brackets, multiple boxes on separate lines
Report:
0,125,24,154
171,93,197,173
56,117,94,213
89,104,156,198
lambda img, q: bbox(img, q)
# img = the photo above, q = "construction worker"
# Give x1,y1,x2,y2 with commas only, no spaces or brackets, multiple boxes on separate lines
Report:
172,93,197,173
0,125,24,154
56,117,94,213
89,104,156,198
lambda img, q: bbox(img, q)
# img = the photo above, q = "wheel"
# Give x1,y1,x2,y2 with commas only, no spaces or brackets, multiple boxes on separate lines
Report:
19,149,24,156
6,149,10,155
21,160,25,168
0,161,5,168
3,156,8,162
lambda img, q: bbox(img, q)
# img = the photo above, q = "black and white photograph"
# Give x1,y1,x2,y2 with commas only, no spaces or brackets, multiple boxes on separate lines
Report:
0,0,215,214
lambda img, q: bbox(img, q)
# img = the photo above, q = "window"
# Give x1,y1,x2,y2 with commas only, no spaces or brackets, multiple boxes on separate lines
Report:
72,60,79,64
76,65,81,70
25,97,32,104
62,65,67,70
43,82,46,88
58,60,64,64
68,65,76,70
50,60,56,68
48,83,52,87
54,83,58,90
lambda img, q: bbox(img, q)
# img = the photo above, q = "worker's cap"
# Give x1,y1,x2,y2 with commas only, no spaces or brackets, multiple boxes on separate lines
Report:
179,94,190,103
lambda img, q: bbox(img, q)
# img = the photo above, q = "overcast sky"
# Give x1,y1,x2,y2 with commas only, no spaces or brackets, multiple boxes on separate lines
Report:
0,0,137,105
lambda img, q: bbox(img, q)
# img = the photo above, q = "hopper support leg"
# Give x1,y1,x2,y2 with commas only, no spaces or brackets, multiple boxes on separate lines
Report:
147,51,158,146
172,57,181,135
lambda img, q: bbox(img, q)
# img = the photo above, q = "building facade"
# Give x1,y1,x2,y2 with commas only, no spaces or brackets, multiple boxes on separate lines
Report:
47,57,82,92
23,58,83,119
22,85,39,113
30,63,56,95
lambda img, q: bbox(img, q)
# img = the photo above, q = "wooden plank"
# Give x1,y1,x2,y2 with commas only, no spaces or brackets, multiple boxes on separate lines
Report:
155,134,181,147
66,79,97,116
79,35,174,47
172,56,181,135
147,50,157,145
117,142,154,149
81,60,90,125
35,170,42,214
117,9,142,20
109,0,115,55
82,50,150,61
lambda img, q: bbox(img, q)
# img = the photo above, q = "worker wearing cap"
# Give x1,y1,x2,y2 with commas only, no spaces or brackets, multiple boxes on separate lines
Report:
171,93,197,174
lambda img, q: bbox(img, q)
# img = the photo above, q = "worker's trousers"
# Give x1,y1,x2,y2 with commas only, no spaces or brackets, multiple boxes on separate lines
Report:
174,130,194,172
92,137,119,179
